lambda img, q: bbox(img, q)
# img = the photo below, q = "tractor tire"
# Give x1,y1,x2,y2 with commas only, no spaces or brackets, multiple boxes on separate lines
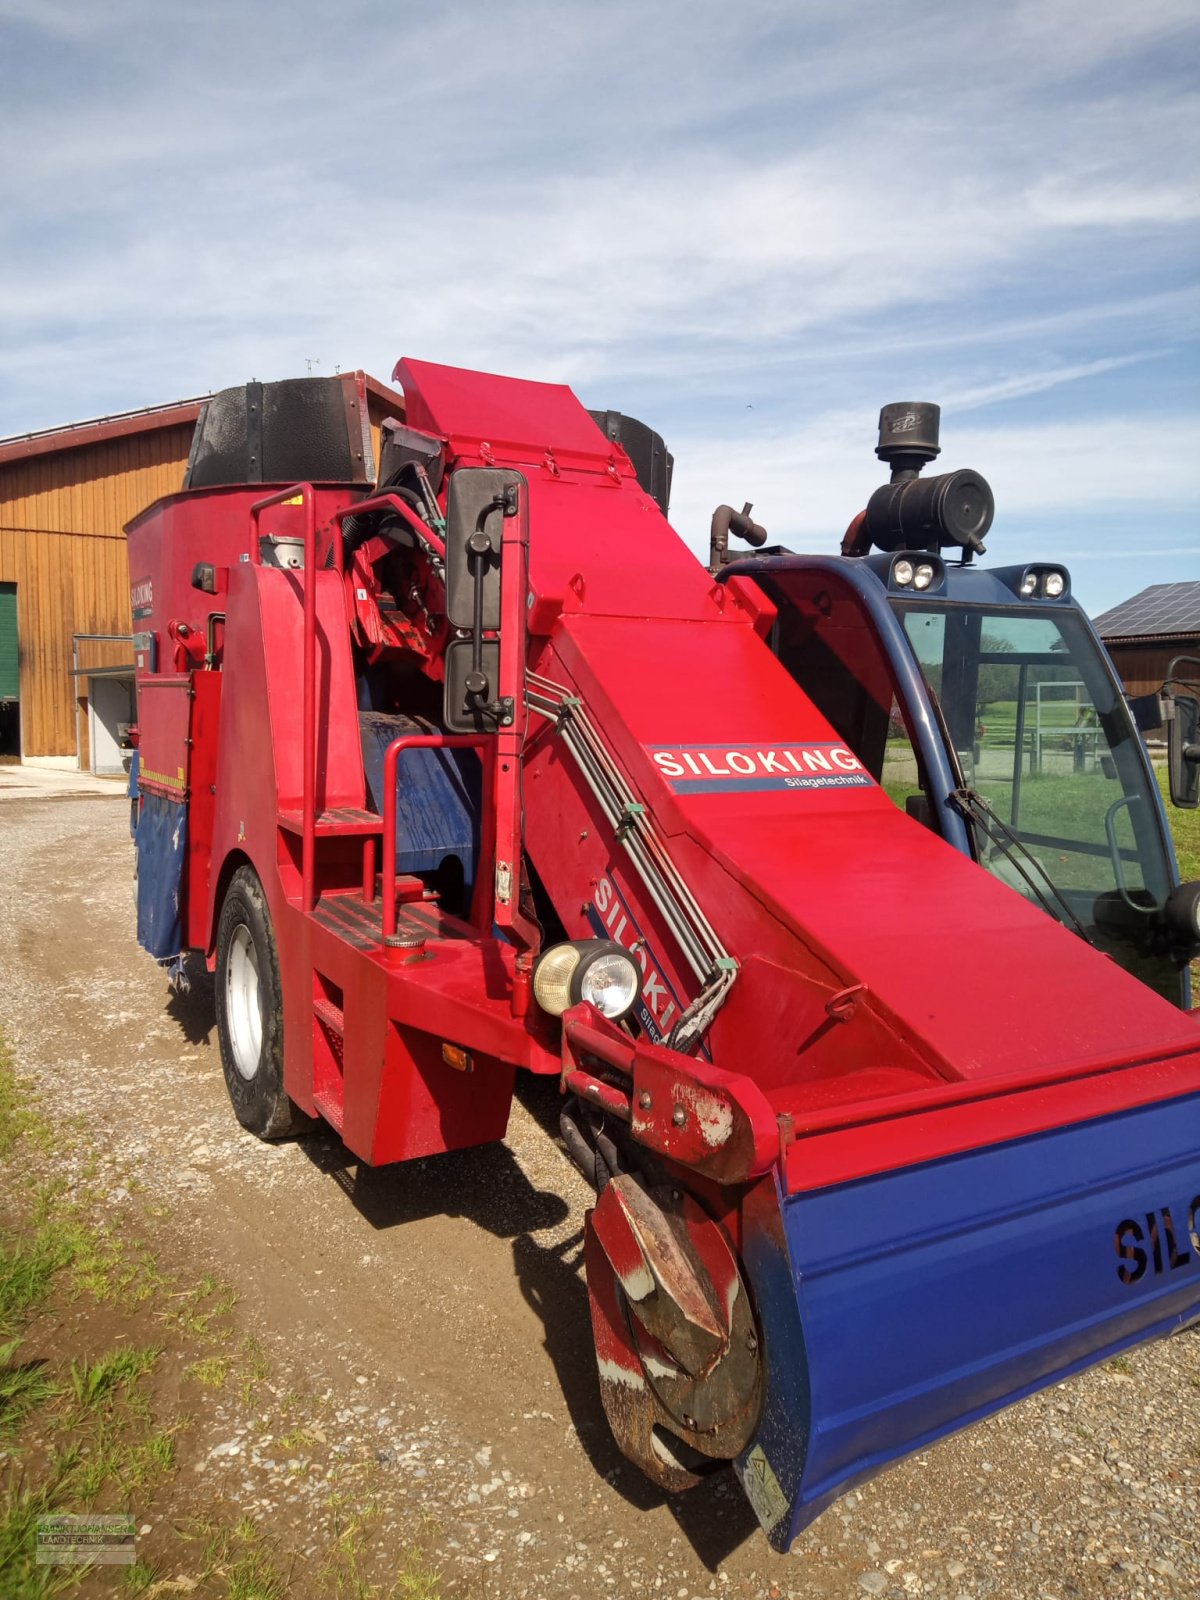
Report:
215,866,311,1140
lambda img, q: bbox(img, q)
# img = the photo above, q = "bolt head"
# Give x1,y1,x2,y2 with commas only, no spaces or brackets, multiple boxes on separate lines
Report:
671,1106,687,1128
638,1092,652,1111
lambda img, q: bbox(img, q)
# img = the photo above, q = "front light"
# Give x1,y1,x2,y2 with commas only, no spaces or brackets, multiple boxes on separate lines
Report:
1043,571,1065,598
578,949,641,1019
893,558,914,587
1020,573,1038,596
532,943,582,1017
913,562,935,590
532,939,641,1021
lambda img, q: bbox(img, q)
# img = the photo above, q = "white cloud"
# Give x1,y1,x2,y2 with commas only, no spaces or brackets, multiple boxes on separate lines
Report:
664,413,1200,563
0,0,1196,616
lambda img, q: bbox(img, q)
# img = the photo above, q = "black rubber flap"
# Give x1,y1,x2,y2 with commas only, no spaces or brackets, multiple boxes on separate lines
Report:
185,377,371,489
588,409,673,516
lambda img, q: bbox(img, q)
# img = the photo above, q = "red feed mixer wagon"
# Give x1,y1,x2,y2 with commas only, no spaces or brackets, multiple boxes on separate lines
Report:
126,361,1200,1546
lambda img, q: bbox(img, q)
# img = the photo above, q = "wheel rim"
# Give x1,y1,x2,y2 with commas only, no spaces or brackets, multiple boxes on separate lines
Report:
225,923,263,1081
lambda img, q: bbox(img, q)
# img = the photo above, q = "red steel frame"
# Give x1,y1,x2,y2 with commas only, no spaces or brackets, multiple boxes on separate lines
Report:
132,362,1200,1201
248,483,320,911
379,731,495,941
125,360,1200,1554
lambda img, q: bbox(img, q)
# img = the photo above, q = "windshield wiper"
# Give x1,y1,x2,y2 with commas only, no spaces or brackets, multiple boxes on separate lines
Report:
949,787,1092,944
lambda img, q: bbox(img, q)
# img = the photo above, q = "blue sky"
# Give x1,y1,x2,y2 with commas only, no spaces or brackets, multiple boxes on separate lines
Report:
0,0,1196,615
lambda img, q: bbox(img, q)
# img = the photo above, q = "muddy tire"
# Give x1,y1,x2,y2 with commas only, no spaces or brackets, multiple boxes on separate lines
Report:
215,866,310,1139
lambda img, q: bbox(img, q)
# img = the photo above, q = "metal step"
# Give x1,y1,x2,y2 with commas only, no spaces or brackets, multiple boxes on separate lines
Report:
312,995,345,1035
311,891,472,952
312,989,346,1135
278,807,383,837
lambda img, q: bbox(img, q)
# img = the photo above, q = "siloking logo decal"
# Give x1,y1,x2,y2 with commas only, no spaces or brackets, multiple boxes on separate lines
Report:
647,742,873,794
586,873,708,1058
130,577,154,621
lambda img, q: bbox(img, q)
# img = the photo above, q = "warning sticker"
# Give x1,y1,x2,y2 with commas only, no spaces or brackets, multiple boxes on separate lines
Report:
647,742,873,795
737,1444,790,1532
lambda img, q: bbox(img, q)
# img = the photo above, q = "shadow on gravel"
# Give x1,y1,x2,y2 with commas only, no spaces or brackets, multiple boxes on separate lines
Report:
165,959,217,1046
511,1225,762,1568
296,1127,570,1238
511,1077,764,1569
296,1066,761,1567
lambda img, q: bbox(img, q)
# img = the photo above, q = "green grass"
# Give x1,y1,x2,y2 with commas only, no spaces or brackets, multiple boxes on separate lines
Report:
186,1354,230,1390
0,1478,78,1600
0,1236,74,1333
1160,765,1200,879
321,1500,443,1600
236,1335,271,1406
0,1024,446,1600
172,1274,238,1335
181,1517,293,1600
0,1339,60,1438
69,1345,161,1409
0,1038,51,1162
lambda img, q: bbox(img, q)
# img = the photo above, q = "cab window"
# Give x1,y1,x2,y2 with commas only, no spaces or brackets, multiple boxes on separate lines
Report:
766,570,933,825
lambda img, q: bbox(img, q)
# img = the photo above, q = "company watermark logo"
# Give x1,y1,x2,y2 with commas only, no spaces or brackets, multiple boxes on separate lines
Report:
36,1513,136,1566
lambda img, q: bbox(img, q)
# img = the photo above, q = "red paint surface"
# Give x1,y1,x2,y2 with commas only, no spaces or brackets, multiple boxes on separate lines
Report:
128,360,1200,1187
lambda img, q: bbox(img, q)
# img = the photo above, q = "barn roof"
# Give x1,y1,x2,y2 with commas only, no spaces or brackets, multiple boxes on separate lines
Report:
1093,581,1200,643
0,397,205,466
0,373,405,469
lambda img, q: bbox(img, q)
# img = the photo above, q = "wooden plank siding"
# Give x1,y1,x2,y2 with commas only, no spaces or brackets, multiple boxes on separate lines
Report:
1105,641,1200,703
0,425,194,756
0,378,404,759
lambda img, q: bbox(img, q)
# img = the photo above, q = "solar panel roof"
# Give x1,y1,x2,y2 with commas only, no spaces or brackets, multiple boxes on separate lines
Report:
1093,581,1200,640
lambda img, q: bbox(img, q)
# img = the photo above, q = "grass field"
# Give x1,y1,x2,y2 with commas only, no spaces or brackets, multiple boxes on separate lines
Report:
884,742,1200,888
1160,766,1200,879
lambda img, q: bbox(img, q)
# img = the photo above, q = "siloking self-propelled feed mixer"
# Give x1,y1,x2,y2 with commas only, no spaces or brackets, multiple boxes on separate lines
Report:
127,362,1200,1548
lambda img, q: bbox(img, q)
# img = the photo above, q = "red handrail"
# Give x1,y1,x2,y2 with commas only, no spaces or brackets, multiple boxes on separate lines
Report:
248,484,318,910
380,732,494,943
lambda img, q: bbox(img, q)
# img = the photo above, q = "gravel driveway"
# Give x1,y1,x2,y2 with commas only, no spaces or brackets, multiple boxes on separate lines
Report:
0,784,1197,1599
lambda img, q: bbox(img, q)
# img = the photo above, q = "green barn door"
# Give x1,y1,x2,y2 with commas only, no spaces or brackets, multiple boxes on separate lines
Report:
0,583,19,759
0,585,17,699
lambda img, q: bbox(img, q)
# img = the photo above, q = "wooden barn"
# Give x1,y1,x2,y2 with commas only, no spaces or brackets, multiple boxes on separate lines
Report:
0,372,405,770
1093,582,1200,701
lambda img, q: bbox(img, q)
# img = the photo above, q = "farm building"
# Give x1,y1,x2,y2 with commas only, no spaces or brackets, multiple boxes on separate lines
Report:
0,373,406,771
1093,582,1200,700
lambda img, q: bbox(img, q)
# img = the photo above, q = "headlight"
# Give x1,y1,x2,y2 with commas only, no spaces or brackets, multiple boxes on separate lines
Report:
579,949,641,1018
893,558,914,587
532,940,641,1021
531,943,581,1016
913,562,935,590
1043,571,1066,598
1020,573,1038,596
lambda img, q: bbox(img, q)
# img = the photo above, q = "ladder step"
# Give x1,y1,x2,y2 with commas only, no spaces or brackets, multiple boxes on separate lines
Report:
312,1087,344,1134
313,995,345,1035
278,807,384,837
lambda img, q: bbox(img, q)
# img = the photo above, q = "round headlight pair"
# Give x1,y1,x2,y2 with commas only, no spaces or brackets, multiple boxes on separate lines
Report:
532,939,641,1021
1020,569,1067,599
892,559,936,590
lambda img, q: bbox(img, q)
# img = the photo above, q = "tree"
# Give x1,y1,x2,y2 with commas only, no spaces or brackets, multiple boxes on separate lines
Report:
977,633,1019,709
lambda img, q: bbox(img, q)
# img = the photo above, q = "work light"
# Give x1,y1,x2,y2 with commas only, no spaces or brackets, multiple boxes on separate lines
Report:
532,939,641,1021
